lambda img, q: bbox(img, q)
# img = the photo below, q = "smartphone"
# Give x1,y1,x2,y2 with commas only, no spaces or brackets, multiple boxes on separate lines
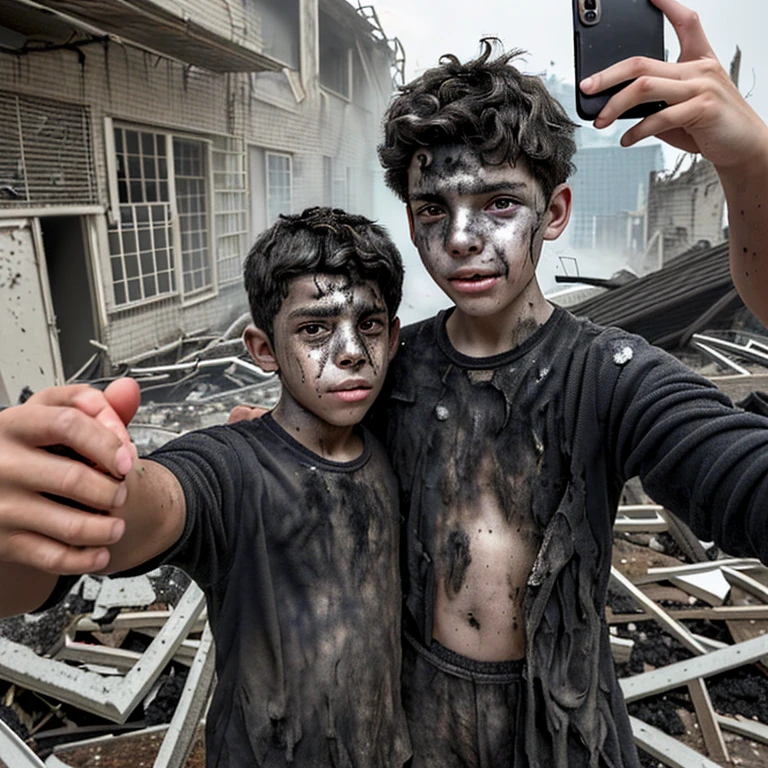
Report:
573,0,665,121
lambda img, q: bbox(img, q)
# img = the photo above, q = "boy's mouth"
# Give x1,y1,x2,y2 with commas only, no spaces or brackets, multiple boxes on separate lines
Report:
449,272,500,293
330,382,372,403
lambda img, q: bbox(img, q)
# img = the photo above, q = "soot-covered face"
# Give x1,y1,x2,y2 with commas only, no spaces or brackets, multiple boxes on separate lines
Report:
269,273,397,429
406,144,553,321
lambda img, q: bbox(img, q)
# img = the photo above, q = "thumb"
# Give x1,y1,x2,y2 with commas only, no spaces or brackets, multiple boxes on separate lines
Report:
104,377,141,426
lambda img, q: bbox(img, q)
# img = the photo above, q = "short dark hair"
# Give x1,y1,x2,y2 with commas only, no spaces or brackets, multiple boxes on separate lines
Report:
378,39,577,203
243,207,403,341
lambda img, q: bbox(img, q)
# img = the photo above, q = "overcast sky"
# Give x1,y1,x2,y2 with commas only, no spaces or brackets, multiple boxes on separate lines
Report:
366,0,768,323
374,0,768,119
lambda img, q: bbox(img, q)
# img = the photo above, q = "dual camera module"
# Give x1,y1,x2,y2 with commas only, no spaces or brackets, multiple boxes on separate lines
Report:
578,0,601,25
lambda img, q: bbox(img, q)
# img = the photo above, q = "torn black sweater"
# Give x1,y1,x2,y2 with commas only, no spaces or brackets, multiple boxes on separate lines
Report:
380,306,768,768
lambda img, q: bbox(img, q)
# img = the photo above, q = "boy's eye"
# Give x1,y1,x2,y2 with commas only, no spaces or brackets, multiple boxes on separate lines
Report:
299,323,327,338
415,204,445,220
359,318,384,334
487,197,519,212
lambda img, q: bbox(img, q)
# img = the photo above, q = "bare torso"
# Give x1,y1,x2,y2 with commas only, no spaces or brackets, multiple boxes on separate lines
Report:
432,464,542,661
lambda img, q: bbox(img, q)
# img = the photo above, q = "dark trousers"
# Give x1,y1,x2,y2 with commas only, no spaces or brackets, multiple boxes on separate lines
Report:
402,631,526,768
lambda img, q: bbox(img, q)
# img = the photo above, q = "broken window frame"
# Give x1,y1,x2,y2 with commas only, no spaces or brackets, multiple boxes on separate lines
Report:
106,122,219,309
255,0,301,71
0,90,98,208
319,10,353,100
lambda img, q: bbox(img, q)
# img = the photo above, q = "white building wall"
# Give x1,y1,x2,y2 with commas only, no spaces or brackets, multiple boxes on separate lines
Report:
0,0,393,367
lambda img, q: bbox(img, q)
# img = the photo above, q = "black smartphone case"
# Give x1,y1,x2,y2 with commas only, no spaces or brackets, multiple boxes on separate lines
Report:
573,0,665,121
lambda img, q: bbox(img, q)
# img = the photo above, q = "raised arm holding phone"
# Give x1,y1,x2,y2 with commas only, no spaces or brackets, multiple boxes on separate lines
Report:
580,0,768,326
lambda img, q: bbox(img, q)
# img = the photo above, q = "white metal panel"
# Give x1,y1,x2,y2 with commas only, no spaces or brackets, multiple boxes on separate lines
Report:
0,219,58,404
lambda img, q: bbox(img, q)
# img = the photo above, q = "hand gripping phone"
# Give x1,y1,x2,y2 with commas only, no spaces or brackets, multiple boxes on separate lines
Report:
573,0,666,121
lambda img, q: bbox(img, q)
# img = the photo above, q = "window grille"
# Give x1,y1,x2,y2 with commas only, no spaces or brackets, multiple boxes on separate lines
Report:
108,126,214,307
212,136,248,285
109,127,176,306
109,203,175,305
0,91,96,206
266,152,292,224
173,138,212,295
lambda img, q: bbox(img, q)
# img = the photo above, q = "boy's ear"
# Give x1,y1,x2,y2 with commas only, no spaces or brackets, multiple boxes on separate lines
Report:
244,326,279,372
388,317,401,362
542,183,572,241
406,205,416,246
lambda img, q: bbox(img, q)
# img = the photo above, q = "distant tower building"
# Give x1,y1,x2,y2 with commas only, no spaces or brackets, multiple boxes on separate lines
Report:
543,74,666,269
569,144,664,257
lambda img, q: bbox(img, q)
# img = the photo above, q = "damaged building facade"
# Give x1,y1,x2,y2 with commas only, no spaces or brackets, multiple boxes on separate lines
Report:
0,0,401,406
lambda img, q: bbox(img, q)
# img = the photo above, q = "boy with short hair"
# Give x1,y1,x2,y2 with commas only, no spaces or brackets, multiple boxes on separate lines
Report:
373,1,768,766
0,207,410,767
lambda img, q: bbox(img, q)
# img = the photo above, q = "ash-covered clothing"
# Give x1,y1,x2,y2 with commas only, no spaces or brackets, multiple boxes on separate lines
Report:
381,307,768,768
402,631,524,768
147,414,410,768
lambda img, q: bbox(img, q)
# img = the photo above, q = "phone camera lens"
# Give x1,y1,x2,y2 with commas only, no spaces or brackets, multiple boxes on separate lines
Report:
584,9,597,22
585,0,597,9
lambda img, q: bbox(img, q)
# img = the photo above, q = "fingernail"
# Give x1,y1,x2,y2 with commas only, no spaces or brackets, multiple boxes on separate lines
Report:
94,549,110,571
110,517,125,541
115,445,133,476
580,77,594,91
113,481,128,507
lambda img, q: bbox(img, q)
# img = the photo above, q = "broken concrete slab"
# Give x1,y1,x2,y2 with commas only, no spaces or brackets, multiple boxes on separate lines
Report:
0,583,205,723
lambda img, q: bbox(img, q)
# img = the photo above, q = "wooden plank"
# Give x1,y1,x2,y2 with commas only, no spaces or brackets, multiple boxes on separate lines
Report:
614,505,668,532
716,713,768,745
687,679,729,763
721,566,768,603
632,558,760,586
617,505,666,516
639,585,692,604
609,605,768,622
611,565,732,757
610,567,708,656
724,585,768,668
152,623,214,768
629,715,726,768
620,632,768,702
610,635,634,665
614,518,669,533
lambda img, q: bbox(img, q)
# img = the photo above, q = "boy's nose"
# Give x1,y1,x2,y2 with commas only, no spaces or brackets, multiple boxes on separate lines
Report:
446,211,483,258
336,332,367,368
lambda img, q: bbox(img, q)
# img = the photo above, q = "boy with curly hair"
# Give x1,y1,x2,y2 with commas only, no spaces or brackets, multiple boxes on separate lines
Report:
0,207,411,767
372,0,768,766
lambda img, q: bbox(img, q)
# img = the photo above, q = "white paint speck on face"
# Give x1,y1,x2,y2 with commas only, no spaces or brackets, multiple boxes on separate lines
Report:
613,346,634,366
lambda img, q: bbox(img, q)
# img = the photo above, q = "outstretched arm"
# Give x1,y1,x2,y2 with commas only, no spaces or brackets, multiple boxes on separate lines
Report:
0,379,185,616
581,0,768,325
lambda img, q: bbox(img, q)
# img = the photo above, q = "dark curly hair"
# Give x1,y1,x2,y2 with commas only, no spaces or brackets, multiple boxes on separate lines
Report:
244,207,403,342
378,39,577,203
